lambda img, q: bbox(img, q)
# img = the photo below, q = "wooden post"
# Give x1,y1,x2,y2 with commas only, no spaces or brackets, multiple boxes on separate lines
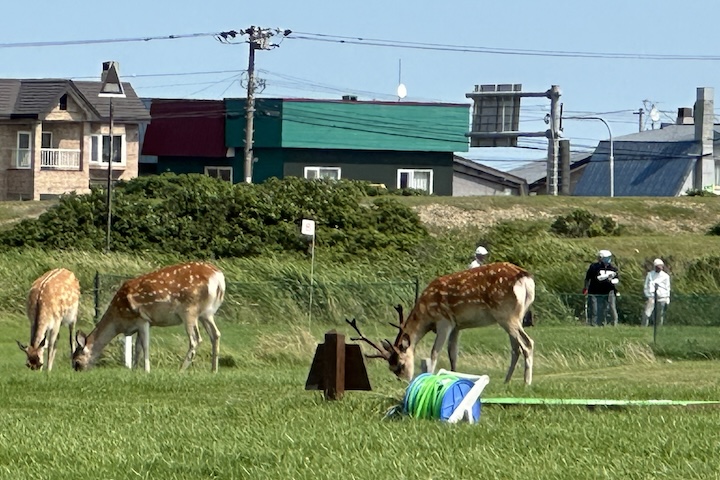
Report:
323,331,345,400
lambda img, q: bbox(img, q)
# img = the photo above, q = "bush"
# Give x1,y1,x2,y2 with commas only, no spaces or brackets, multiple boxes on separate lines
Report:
0,174,429,259
550,208,622,238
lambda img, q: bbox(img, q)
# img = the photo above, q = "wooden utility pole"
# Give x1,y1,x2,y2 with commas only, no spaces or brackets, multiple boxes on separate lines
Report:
633,108,644,132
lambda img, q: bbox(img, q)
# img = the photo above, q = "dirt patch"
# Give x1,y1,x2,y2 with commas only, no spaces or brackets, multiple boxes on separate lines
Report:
414,202,714,234
413,204,554,230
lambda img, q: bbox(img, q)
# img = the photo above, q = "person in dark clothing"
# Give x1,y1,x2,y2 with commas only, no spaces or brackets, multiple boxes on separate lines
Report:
583,249,619,326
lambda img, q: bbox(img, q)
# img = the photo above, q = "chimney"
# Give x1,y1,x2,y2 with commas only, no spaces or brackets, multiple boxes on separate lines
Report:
676,107,694,125
694,87,715,191
342,95,358,101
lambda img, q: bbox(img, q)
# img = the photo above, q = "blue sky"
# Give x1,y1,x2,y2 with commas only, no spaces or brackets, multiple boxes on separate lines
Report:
3,0,720,170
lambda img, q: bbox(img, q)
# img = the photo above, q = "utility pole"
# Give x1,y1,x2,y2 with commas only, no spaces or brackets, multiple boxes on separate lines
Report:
633,108,644,132
218,27,292,184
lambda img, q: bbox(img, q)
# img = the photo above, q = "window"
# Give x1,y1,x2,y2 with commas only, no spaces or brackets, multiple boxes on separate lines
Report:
16,131,31,169
91,134,124,164
304,166,341,180
58,94,68,111
397,169,433,194
205,166,232,182
41,132,52,149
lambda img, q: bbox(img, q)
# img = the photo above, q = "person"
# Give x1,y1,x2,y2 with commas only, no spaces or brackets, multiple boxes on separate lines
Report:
583,249,619,326
469,246,488,269
642,258,671,327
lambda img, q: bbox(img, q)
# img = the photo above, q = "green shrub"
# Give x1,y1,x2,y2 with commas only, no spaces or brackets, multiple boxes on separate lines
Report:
550,208,622,238
0,174,428,259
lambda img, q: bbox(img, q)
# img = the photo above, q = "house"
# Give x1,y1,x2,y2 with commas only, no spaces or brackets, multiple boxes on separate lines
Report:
574,87,715,196
452,155,528,195
143,96,494,195
0,78,150,200
141,99,229,178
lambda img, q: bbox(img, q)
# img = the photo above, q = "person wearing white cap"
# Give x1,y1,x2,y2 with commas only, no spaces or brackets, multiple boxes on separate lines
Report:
469,246,488,269
583,249,620,326
642,258,671,327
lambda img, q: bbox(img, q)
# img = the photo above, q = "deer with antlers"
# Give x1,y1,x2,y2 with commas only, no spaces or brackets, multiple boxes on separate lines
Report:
17,268,81,371
72,261,225,373
348,262,535,385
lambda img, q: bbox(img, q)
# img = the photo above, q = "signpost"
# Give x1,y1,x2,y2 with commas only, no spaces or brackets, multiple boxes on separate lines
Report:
301,219,316,324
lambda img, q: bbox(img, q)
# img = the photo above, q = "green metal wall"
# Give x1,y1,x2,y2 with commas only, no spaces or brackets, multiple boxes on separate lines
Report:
225,98,283,148
281,101,469,152
282,149,454,195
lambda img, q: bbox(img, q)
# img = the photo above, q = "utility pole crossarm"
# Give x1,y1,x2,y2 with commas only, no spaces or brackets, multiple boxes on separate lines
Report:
218,27,292,184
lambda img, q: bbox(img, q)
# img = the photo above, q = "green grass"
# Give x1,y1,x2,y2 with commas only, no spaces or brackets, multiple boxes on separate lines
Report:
4,313,720,479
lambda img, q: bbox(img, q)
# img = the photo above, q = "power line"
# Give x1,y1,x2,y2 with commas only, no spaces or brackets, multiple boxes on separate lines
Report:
0,31,221,49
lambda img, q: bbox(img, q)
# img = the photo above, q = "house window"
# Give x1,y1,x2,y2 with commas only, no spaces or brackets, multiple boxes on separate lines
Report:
59,94,68,111
41,132,52,149
91,134,124,164
16,131,31,169
397,169,433,194
304,166,341,180
205,166,232,182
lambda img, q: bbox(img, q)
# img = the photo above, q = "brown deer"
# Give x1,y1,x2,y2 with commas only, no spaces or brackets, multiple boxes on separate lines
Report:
349,262,535,385
17,268,80,371
72,261,225,373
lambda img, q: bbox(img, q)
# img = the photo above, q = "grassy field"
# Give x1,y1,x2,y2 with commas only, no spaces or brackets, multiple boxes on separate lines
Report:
4,313,720,479
3,197,720,478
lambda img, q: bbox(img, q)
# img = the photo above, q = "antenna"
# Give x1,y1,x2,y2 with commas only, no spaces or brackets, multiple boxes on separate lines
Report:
396,59,407,101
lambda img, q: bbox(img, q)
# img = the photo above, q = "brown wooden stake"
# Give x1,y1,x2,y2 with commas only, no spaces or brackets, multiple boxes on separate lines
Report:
323,331,345,400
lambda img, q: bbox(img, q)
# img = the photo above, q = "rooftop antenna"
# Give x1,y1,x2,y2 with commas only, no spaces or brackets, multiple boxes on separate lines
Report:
396,59,407,101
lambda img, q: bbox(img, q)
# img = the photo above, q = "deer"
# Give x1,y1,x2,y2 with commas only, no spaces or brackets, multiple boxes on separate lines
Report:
17,268,80,371
72,261,225,373
347,262,535,385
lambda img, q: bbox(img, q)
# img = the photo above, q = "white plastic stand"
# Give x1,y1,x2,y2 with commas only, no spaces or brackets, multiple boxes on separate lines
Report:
437,368,490,424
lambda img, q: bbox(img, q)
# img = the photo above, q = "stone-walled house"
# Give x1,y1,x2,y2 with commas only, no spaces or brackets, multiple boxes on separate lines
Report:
0,79,150,200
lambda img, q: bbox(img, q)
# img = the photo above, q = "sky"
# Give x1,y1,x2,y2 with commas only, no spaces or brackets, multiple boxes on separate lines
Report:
3,0,720,171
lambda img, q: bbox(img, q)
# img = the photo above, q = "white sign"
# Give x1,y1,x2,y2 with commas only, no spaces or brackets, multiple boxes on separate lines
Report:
301,219,316,236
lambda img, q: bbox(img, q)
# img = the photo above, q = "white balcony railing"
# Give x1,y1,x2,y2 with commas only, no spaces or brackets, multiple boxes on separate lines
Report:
10,148,81,170
41,149,81,169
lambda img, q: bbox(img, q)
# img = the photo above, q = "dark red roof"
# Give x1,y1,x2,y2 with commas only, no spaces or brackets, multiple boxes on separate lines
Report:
142,99,226,157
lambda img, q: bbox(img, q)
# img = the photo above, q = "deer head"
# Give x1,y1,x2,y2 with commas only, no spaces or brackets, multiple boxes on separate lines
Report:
17,338,46,370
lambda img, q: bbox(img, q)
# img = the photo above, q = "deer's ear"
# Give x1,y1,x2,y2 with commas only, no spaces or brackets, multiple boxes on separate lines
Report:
16,340,27,352
398,333,411,352
75,331,87,349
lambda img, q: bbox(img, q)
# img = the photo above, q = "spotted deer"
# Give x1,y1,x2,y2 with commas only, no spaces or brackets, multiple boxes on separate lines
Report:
349,262,535,385
72,262,225,373
17,268,80,371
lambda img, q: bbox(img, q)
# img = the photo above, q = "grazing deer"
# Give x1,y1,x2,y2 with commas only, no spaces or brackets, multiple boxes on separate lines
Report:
17,268,80,371
72,262,225,373
348,262,535,385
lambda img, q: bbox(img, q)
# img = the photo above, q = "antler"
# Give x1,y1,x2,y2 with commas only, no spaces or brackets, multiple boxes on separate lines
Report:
390,304,404,330
345,318,390,359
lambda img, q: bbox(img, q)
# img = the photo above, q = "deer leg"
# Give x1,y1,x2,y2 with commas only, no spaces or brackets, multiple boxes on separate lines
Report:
181,318,200,372
137,323,151,372
518,328,534,385
45,327,60,372
506,328,534,385
199,315,221,373
447,328,460,372
429,322,453,374
67,322,74,365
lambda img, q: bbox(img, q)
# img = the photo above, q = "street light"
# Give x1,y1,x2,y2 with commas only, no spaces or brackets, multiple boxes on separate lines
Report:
563,116,614,197
98,61,126,252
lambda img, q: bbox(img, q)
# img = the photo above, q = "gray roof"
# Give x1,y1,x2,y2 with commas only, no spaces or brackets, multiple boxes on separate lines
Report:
74,81,150,122
508,151,592,184
0,78,150,122
573,140,698,196
453,155,527,186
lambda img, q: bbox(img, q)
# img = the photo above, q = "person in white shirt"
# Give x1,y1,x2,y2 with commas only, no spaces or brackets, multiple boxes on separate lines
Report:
469,246,488,269
642,258,671,327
